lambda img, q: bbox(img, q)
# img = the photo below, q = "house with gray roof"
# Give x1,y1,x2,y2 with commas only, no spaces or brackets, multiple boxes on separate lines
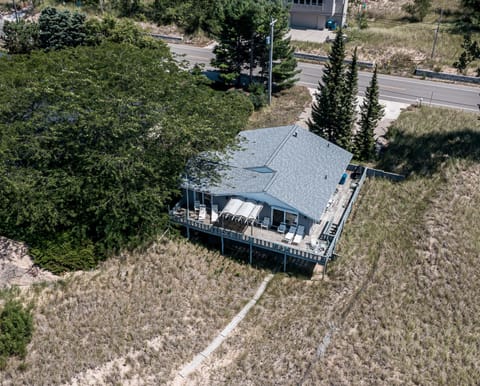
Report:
182,125,352,236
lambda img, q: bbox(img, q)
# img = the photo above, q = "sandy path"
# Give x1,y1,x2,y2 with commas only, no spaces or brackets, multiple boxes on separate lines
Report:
64,273,274,386
172,273,275,385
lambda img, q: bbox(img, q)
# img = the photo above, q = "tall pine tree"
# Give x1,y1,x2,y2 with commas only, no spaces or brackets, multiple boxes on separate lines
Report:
211,0,298,89
338,47,358,150
211,0,259,86
257,0,300,90
354,66,384,161
307,29,346,144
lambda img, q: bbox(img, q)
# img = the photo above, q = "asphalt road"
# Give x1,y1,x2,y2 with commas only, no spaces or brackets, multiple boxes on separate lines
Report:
169,43,479,113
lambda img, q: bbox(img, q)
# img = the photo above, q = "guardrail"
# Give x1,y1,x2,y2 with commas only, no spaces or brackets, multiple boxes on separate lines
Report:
415,68,480,85
294,52,375,69
149,33,184,42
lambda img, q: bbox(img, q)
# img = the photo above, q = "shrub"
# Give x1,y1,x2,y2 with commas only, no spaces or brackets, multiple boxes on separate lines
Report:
402,0,431,22
0,300,34,362
30,232,97,274
248,82,268,110
356,11,369,29
381,52,416,73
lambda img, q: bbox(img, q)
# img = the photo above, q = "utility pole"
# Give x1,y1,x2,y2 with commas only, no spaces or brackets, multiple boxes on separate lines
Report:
12,0,18,23
268,17,277,105
184,174,190,240
431,8,443,59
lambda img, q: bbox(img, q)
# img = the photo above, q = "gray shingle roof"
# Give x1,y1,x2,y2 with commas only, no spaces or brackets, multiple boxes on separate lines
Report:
192,125,352,222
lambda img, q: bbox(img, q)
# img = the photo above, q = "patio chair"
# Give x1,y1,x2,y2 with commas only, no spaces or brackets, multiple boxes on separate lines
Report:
194,200,200,212
198,204,207,222
292,225,305,245
309,237,319,251
260,217,270,230
211,204,218,223
283,225,297,243
277,222,287,234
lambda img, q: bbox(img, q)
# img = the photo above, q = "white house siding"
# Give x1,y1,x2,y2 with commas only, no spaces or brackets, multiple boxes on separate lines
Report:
289,0,348,29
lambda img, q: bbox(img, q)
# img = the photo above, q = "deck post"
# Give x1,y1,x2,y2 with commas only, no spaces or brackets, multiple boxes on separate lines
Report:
221,233,224,254
249,240,253,265
283,252,287,272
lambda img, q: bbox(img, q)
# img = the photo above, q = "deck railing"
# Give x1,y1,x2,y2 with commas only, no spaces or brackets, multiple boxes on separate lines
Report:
325,166,368,259
170,214,326,264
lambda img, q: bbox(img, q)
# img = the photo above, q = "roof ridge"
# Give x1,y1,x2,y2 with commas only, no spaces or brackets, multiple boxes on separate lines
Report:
262,126,297,192
264,125,297,167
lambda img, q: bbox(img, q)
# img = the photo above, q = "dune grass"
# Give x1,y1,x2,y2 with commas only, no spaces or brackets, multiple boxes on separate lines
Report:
188,106,480,384
245,85,312,130
292,0,480,75
0,239,266,385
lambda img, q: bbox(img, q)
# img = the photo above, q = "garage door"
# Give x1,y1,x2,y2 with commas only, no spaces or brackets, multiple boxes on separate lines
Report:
290,13,318,29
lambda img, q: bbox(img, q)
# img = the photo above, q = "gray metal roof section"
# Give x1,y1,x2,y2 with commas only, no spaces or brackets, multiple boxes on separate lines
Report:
197,125,352,222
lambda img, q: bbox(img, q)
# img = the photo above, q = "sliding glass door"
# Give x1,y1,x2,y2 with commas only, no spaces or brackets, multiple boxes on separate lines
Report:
271,208,298,228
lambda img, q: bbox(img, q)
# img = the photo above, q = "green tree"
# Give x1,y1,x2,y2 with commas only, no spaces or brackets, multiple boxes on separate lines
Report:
38,7,87,51
211,0,260,86
402,0,431,22
150,0,227,35
211,0,298,89
461,0,480,25
2,20,39,54
119,0,141,17
354,66,384,161
85,16,160,48
307,29,346,144
257,0,300,90
338,47,359,150
0,44,252,271
453,35,480,75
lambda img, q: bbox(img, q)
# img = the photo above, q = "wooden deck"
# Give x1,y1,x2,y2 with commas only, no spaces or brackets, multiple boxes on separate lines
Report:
170,167,367,268
170,210,328,264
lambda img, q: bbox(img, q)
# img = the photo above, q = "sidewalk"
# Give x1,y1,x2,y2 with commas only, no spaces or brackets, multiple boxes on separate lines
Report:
288,28,334,43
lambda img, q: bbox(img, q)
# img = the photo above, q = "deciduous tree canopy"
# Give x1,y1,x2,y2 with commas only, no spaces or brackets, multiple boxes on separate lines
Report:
0,43,252,272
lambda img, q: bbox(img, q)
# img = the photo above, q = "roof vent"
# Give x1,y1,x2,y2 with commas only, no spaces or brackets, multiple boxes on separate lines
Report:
327,143,330,147
292,131,298,137
324,175,328,179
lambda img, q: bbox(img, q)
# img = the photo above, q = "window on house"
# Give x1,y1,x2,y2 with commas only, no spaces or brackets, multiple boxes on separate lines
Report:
272,209,298,228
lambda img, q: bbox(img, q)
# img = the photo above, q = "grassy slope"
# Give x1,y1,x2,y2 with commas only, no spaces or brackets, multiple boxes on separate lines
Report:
245,85,312,130
0,240,265,385
292,0,480,75
189,107,480,385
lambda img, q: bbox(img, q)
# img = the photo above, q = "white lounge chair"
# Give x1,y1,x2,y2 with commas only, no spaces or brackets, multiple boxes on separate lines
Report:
211,204,218,223
277,222,287,234
198,204,206,222
260,217,270,230
283,225,297,243
292,225,305,245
